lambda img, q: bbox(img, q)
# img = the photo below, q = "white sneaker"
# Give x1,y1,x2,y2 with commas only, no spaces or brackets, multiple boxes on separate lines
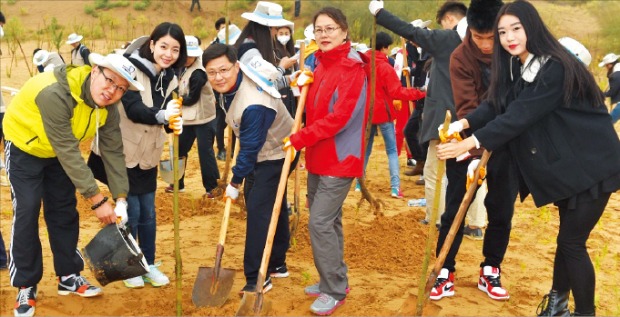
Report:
123,276,145,288
143,264,170,287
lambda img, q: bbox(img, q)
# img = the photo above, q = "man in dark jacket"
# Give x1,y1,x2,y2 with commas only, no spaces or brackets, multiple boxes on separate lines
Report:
369,0,467,227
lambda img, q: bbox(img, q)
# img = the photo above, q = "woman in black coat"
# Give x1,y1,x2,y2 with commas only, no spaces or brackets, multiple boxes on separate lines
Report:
436,1,620,316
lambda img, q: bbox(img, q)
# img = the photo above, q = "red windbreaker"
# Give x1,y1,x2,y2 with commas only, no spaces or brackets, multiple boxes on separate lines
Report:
365,51,425,124
290,41,370,177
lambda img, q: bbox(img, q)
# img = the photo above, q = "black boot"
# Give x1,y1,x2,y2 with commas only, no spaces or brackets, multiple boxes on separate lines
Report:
537,290,571,317
572,310,595,316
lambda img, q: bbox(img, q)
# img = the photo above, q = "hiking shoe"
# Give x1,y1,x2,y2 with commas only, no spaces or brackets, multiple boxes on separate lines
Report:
405,161,425,176
391,188,404,198
239,277,273,297
165,185,185,193
478,266,509,300
415,178,425,186
429,268,455,300
123,276,145,289
269,264,289,278
305,283,350,297
143,264,170,287
203,187,222,199
14,286,36,317
407,159,416,167
310,293,345,316
217,150,226,161
354,182,361,192
58,275,102,297
463,226,484,240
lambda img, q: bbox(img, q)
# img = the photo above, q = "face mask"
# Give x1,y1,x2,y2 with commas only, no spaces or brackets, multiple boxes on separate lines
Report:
277,35,290,46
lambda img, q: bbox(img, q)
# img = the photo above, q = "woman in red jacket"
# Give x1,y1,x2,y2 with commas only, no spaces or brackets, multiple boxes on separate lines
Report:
288,6,369,316
359,31,425,198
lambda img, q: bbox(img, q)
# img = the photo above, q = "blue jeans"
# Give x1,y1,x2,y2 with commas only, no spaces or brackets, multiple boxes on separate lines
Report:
611,102,620,124
126,192,157,265
363,122,400,189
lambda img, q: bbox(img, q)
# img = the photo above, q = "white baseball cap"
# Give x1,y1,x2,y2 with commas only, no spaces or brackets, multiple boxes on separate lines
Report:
89,53,144,91
185,35,203,57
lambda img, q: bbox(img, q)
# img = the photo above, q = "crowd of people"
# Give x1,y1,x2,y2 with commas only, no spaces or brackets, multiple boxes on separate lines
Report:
0,0,619,316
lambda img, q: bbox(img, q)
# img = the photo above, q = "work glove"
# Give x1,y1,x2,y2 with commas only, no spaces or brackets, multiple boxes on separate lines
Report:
393,100,402,111
369,0,384,16
225,183,239,201
466,159,486,190
402,66,411,76
169,115,183,135
114,200,128,226
164,99,182,121
282,136,297,157
290,70,314,87
438,121,464,143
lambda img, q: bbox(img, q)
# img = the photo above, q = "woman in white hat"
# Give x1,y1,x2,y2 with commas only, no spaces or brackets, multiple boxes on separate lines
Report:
235,1,297,95
162,35,221,199
66,33,91,66
599,53,620,123
273,24,299,116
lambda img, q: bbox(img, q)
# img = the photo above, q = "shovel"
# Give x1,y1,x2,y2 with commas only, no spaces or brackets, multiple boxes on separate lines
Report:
236,77,310,317
192,196,236,307
160,135,186,185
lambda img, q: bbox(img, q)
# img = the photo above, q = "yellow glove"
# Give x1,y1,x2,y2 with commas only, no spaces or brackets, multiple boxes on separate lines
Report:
168,115,183,135
282,136,297,157
393,100,402,111
465,159,486,190
291,70,314,87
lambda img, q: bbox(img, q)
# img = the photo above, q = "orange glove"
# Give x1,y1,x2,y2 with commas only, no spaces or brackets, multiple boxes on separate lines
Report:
168,115,183,135
282,136,297,157
465,159,486,190
291,70,314,87
393,100,402,111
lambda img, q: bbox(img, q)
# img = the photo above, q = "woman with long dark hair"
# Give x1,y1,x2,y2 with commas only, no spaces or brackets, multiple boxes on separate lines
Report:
436,1,620,315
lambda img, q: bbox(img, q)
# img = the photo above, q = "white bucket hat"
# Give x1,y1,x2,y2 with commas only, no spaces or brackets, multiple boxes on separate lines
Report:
410,19,431,29
390,47,401,57
33,50,50,66
355,43,370,53
66,33,83,45
241,1,293,28
238,55,281,98
217,24,242,45
598,53,619,68
185,35,203,57
558,37,592,67
89,53,145,91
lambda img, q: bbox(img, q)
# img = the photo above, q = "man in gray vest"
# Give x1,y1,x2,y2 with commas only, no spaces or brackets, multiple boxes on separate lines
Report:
202,43,296,293
66,33,91,66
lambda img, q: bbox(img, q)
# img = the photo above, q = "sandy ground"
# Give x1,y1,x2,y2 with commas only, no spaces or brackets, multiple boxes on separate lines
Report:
1,1,620,316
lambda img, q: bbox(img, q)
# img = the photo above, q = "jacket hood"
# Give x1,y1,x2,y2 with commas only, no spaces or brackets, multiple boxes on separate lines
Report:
461,30,491,66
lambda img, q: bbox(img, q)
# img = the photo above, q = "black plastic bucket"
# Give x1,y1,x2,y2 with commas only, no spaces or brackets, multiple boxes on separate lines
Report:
82,223,149,286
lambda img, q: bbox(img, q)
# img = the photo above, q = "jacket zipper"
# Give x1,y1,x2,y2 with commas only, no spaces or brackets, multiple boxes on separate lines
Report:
78,108,96,141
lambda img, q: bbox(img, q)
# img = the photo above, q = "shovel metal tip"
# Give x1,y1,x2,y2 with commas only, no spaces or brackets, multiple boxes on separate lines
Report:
236,291,272,316
192,267,236,308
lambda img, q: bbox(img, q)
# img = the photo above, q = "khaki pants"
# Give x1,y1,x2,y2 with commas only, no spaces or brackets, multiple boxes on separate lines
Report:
423,140,446,225
466,180,488,228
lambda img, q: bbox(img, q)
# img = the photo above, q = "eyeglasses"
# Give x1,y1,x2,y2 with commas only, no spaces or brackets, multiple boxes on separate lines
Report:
313,26,341,36
99,68,128,94
206,64,235,78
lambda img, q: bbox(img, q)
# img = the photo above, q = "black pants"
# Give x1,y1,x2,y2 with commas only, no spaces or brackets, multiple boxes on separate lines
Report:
437,148,518,272
404,100,426,162
552,192,609,314
177,121,220,192
190,0,201,11
243,157,296,285
6,142,84,287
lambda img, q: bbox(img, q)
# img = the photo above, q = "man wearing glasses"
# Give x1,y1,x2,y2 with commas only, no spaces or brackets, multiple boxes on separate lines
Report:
202,43,295,294
3,53,143,317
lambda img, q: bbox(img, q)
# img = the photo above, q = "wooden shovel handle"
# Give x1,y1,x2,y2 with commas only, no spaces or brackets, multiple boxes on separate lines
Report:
255,84,309,293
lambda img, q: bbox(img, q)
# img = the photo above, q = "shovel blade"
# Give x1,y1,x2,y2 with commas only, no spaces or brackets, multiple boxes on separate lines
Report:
159,158,186,184
236,292,272,316
192,266,236,307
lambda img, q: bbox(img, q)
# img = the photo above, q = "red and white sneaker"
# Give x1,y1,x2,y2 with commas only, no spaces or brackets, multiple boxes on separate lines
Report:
429,268,455,300
478,266,510,300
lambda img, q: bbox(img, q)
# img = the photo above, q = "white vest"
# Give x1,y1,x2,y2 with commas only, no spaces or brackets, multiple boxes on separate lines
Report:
226,73,293,162
178,57,216,125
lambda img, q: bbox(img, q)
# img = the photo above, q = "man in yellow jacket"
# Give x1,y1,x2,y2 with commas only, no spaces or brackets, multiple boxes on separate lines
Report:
3,53,143,317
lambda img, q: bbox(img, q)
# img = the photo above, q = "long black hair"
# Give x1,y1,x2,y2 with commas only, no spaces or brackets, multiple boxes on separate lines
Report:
487,0,604,111
235,21,277,65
